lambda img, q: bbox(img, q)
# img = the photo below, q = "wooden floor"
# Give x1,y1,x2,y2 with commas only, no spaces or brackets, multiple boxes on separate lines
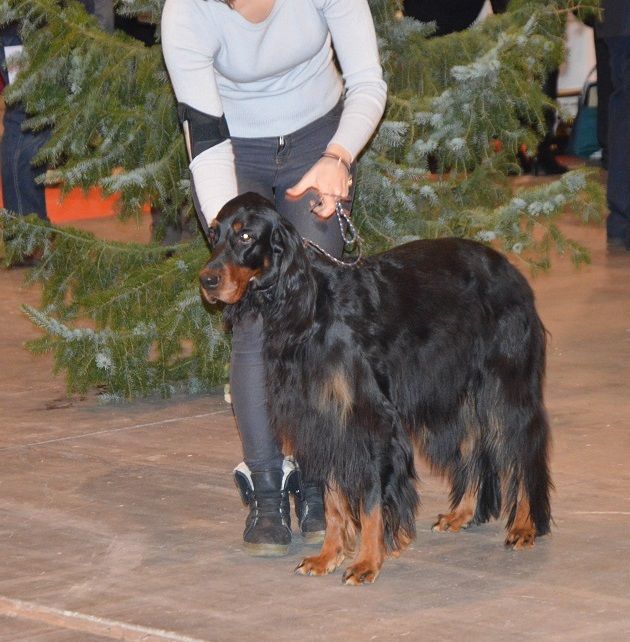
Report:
1,211,629,641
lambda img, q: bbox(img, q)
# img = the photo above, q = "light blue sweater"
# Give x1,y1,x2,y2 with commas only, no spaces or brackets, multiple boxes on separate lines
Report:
161,0,386,222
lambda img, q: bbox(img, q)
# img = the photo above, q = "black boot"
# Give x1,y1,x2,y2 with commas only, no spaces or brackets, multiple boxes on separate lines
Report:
533,149,568,176
233,460,298,557
295,478,326,545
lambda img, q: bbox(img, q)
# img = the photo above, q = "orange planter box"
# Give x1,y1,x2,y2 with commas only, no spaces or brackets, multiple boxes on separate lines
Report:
1,183,149,223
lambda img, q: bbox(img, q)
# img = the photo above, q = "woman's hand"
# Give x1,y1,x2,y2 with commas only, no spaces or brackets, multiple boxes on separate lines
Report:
286,145,353,219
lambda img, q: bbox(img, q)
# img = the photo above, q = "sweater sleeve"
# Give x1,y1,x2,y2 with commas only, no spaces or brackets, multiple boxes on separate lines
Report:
161,0,238,224
318,0,387,160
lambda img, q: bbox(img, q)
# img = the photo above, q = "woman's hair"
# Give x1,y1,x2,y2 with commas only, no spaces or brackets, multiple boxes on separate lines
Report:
215,0,234,6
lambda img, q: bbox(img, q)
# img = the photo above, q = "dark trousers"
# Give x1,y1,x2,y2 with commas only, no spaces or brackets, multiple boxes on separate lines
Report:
594,32,613,166
229,101,353,473
537,69,561,160
605,36,630,243
1,104,49,220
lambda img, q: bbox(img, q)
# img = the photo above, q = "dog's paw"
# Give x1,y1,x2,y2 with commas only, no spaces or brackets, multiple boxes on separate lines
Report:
432,512,472,533
505,527,536,550
295,554,342,576
388,529,413,558
342,561,380,585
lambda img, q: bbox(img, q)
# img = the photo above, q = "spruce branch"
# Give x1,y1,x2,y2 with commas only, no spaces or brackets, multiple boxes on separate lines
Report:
0,0,605,399
2,210,228,399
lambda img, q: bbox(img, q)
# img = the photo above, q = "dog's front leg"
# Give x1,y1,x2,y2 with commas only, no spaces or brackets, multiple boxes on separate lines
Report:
342,503,385,585
295,484,353,577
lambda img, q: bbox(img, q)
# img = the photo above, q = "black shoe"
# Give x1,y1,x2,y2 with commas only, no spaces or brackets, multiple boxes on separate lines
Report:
4,253,41,269
233,460,298,557
295,479,326,545
606,212,630,250
533,152,568,176
606,234,630,250
515,148,534,175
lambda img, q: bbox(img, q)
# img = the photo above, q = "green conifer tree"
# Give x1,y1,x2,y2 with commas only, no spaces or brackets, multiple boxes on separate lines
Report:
0,0,602,399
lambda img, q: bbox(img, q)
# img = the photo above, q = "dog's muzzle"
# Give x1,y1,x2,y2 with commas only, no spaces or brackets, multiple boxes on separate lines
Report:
199,267,221,303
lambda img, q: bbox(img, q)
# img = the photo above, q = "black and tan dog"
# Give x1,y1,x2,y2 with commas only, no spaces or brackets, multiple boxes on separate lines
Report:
200,192,552,585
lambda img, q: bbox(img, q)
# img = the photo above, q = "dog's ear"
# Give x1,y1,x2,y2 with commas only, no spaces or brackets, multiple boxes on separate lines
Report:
251,217,304,291
250,217,316,330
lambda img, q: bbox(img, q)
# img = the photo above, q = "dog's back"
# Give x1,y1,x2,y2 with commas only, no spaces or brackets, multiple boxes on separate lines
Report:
315,237,545,428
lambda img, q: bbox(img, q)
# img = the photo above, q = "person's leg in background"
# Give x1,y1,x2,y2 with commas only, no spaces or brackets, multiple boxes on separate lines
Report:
1,104,49,220
488,0,566,175
534,68,569,176
604,35,630,248
1,104,50,267
594,28,613,168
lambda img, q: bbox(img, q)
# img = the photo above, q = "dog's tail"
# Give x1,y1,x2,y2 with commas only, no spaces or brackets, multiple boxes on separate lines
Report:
504,403,553,536
474,453,502,524
491,295,552,537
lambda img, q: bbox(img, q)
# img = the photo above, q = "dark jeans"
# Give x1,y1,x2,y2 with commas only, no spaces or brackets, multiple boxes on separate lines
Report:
605,36,630,244
537,69,561,161
229,101,355,473
1,104,50,220
594,32,612,167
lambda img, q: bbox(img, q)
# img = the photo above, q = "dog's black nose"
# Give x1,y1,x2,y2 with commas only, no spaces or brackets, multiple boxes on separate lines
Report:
200,273,220,290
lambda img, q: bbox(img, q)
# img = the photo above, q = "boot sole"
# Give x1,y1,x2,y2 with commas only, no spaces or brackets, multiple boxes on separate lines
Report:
302,530,325,546
243,542,290,557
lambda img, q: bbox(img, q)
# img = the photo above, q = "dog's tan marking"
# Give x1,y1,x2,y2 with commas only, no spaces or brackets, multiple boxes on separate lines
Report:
296,484,355,577
231,220,243,233
227,264,261,301
389,528,413,558
432,490,476,533
318,369,353,424
280,437,294,457
459,432,476,460
342,504,386,585
505,490,536,550
458,396,479,455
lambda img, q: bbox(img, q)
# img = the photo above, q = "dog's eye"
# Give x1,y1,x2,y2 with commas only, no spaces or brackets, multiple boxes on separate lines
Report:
238,231,254,243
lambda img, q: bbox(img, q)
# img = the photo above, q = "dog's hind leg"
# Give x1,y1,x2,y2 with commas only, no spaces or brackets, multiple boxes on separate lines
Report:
504,406,552,550
295,484,355,577
431,432,482,534
342,503,386,586
505,487,536,550
432,489,477,533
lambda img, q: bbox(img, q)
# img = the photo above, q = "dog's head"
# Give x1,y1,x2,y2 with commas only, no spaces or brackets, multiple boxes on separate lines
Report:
199,192,305,305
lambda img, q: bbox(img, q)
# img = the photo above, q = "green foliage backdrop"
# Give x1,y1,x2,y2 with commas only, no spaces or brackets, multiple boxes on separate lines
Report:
0,0,602,399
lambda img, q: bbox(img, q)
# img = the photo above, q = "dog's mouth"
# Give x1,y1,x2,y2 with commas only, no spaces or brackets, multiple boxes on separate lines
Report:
199,282,250,306
200,287,219,305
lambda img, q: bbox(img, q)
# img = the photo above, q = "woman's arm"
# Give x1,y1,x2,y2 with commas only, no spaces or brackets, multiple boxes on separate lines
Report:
161,0,238,225
286,0,386,218
321,0,387,160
